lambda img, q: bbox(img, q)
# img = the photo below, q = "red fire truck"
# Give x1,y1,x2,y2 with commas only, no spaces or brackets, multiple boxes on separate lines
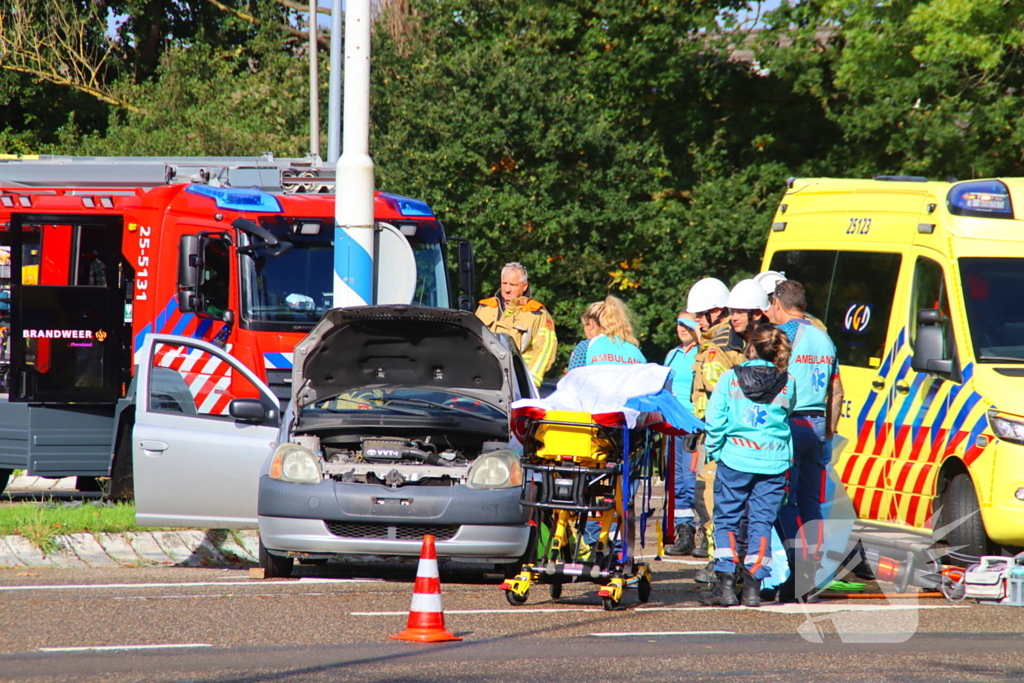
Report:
0,156,474,497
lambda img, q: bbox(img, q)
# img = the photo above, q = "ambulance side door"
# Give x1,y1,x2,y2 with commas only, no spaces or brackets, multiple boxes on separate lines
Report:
878,251,958,528
132,334,280,529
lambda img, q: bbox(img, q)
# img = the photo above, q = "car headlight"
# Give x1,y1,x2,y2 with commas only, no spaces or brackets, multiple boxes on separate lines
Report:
466,449,523,489
988,410,1024,446
269,443,322,484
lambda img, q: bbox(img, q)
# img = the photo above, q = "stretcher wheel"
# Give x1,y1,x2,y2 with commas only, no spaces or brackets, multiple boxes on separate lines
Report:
549,583,563,599
637,575,651,603
602,595,620,611
505,588,529,606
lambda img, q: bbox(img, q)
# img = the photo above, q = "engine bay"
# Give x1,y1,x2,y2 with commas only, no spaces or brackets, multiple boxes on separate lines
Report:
290,431,510,487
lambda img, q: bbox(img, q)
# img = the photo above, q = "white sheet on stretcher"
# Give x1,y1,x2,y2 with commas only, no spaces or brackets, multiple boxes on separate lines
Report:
511,363,674,429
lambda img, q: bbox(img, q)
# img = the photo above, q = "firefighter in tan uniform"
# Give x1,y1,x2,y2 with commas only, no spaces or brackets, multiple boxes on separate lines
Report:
686,278,746,579
475,262,557,387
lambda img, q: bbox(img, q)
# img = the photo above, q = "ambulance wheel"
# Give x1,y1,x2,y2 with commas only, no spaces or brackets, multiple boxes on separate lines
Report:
549,583,562,599
602,595,620,611
505,588,529,606
637,575,652,603
258,539,294,579
0,469,10,496
939,473,992,564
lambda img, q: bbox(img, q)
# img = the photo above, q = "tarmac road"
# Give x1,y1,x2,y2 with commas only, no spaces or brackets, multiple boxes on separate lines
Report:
2,560,1023,682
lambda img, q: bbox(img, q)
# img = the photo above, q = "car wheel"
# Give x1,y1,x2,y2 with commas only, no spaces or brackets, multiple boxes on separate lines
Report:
0,468,10,496
258,539,294,579
939,472,992,564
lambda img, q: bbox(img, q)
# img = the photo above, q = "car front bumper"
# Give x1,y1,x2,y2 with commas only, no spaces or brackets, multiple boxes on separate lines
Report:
256,475,530,559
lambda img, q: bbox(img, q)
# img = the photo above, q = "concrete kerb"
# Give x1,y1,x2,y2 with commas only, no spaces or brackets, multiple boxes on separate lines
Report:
0,530,261,569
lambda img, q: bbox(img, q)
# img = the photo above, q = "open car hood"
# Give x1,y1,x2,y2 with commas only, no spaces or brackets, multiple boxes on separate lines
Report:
291,305,510,409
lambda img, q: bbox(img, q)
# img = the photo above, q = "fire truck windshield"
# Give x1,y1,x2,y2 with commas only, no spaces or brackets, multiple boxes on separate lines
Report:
240,220,450,327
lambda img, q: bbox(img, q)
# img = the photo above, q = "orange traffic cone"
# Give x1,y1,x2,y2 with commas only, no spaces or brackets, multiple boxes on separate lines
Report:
390,534,462,643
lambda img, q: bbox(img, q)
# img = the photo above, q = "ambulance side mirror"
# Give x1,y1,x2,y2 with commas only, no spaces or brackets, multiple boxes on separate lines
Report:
912,308,953,375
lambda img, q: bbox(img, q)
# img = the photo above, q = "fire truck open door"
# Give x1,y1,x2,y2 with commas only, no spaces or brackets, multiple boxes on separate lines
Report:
7,213,128,404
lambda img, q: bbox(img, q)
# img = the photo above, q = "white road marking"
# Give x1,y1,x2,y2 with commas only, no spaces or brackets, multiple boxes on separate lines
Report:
39,644,213,653
590,631,735,637
355,603,967,617
1,578,380,592
353,608,598,616
636,604,967,613
654,558,709,565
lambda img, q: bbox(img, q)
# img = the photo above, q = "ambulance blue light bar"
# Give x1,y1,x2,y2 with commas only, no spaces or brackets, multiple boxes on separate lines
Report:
186,184,282,213
947,180,1013,219
380,192,434,217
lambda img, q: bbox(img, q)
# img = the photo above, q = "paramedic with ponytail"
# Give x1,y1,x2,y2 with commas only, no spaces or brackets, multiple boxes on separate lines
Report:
567,296,646,369
697,324,796,607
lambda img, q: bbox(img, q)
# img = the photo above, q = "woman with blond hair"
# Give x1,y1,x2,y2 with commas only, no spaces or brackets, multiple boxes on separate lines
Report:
567,295,646,370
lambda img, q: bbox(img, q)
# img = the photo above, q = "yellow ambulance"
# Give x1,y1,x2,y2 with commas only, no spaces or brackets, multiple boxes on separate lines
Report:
762,176,1024,557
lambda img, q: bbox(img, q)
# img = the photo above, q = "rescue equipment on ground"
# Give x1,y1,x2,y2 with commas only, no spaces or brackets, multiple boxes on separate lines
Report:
390,534,462,642
944,552,1024,606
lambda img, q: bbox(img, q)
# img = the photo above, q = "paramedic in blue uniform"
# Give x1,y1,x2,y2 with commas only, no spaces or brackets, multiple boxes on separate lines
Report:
664,310,701,555
768,279,845,601
567,295,646,369
698,324,795,607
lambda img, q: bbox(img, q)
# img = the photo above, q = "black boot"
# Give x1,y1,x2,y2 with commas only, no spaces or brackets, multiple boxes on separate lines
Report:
697,572,739,606
665,523,695,556
740,568,761,607
694,560,717,584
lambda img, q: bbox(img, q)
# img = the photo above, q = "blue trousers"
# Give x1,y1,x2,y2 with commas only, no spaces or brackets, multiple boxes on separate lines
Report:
672,435,697,523
779,416,827,561
712,462,786,579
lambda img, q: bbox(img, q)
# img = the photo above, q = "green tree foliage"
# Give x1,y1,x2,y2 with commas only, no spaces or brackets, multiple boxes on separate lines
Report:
370,1,816,363
758,0,1024,178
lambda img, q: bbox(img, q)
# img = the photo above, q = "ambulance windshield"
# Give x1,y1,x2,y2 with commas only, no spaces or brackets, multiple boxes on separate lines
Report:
240,218,450,327
960,258,1024,363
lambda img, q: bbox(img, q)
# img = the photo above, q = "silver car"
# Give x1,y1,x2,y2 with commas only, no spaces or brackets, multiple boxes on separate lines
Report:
131,306,536,576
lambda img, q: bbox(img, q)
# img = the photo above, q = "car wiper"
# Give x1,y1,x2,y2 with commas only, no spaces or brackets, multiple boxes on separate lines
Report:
315,398,428,416
979,355,1024,364
381,397,497,421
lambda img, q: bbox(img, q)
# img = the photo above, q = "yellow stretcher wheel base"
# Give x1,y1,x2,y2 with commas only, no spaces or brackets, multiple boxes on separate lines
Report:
601,595,620,611
505,588,529,606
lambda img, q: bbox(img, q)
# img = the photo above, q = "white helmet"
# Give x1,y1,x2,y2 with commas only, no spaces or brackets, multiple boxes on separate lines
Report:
686,277,730,314
754,270,786,297
727,279,770,312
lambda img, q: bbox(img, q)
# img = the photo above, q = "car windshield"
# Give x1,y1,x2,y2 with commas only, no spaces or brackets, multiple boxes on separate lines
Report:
960,257,1024,363
307,388,505,420
240,219,450,326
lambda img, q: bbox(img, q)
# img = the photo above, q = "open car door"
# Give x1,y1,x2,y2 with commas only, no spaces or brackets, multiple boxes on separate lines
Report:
133,334,280,528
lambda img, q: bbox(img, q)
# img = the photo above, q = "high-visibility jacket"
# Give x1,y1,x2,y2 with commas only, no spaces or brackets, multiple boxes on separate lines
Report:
704,359,796,475
690,320,746,419
475,295,557,386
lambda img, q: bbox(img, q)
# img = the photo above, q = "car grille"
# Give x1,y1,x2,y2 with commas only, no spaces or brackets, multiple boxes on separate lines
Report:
324,522,460,541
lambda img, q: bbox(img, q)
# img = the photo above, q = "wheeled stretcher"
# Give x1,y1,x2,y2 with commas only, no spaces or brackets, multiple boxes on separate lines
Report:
500,407,654,610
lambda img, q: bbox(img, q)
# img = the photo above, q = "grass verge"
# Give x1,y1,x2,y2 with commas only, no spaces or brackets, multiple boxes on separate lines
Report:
0,501,137,554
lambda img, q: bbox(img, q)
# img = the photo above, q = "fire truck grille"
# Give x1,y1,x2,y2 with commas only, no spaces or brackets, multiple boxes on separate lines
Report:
265,369,292,402
323,522,460,542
